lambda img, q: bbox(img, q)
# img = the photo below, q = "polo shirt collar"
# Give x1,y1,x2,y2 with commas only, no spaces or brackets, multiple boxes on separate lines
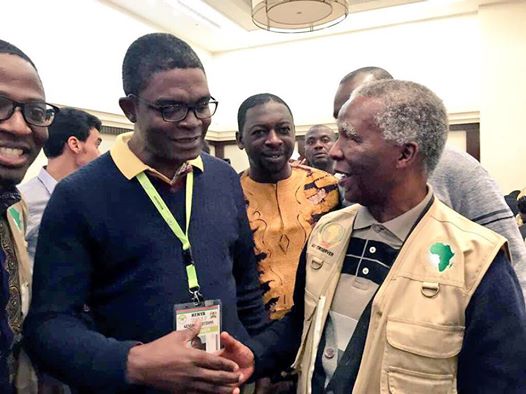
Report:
354,186,434,243
37,167,58,195
110,132,204,184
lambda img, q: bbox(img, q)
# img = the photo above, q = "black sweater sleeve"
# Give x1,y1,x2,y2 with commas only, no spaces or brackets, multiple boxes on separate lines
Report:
23,181,136,390
457,250,526,392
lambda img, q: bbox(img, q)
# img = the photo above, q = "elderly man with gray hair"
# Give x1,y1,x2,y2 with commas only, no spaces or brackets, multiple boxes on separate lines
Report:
221,79,526,394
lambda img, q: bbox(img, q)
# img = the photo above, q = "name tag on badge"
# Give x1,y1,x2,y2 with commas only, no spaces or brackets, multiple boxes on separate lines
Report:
174,299,222,353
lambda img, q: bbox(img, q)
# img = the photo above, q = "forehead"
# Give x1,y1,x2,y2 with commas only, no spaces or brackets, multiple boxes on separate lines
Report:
0,54,44,101
140,67,209,101
339,96,384,132
306,126,333,139
244,101,292,128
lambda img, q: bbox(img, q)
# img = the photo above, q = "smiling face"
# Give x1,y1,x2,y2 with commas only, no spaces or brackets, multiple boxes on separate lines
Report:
330,96,402,206
237,101,295,183
122,67,211,174
0,54,47,188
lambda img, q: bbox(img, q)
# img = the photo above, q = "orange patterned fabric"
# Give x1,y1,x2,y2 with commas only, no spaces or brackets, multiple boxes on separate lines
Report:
240,164,340,319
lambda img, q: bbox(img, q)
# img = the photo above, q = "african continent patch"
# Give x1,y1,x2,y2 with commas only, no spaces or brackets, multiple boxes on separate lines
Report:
428,242,455,273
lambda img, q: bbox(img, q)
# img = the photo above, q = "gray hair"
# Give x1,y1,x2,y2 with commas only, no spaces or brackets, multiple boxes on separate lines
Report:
353,79,448,174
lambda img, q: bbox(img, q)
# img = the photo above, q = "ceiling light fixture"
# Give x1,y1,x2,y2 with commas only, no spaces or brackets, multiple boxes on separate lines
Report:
251,0,349,33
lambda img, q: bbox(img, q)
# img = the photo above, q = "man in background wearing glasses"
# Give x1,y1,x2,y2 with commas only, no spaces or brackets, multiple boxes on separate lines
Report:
24,33,267,393
0,40,58,393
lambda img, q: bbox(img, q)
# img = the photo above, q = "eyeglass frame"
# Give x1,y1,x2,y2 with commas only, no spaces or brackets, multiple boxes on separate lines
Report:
129,94,219,123
0,95,60,127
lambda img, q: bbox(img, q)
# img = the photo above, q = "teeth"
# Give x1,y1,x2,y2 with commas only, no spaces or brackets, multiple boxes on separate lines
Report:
178,137,198,143
0,147,23,157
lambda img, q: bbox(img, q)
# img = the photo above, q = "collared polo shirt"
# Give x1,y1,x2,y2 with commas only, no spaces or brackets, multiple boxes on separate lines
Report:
110,132,204,187
319,188,433,386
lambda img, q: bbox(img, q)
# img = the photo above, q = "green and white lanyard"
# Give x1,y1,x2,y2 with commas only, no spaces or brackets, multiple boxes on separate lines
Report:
136,171,204,304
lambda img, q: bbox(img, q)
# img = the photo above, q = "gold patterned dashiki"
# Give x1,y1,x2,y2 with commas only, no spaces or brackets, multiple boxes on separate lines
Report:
240,164,340,319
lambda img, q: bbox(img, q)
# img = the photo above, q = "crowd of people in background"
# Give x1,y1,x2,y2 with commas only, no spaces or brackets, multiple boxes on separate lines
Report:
0,31,525,394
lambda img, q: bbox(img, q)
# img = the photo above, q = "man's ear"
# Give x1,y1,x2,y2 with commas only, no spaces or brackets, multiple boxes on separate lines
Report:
397,142,418,169
66,136,81,154
119,96,137,123
235,131,244,150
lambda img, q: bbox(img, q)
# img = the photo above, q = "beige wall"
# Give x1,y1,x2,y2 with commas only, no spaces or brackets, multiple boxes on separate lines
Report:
479,0,526,193
209,14,481,131
0,0,213,115
8,0,526,192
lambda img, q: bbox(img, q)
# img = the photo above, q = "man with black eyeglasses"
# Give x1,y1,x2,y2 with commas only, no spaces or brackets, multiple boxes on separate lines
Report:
24,33,267,393
0,39,58,393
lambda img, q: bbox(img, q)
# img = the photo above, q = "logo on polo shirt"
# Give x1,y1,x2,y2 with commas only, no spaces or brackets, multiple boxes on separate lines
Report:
428,242,455,272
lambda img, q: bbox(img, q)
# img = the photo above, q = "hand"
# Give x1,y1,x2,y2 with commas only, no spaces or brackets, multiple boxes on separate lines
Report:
127,322,242,393
219,331,255,385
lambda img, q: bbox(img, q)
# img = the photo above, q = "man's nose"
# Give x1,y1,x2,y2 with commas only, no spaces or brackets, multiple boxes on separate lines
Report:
313,140,324,150
265,130,282,146
0,107,32,136
179,108,202,128
328,138,342,160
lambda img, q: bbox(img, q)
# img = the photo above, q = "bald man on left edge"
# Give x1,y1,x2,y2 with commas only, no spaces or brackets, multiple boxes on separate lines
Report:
0,39,59,393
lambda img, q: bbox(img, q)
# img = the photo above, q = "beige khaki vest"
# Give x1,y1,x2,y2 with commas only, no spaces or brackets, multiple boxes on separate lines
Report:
7,200,37,393
293,198,507,394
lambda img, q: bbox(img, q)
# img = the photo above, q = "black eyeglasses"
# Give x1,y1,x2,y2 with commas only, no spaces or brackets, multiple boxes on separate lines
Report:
0,95,59,127
131,94,218,123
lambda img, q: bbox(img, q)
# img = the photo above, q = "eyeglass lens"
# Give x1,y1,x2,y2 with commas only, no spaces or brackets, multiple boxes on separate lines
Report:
162,101,217,122
0,96,56,126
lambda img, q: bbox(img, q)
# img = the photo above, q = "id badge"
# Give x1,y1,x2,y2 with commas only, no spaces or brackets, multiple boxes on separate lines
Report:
174,299,221,353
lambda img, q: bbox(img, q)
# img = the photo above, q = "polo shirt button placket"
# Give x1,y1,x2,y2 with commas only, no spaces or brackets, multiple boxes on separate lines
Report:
324,347,336,359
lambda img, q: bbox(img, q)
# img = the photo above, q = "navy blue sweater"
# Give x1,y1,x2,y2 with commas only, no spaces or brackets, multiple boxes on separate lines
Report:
24,153,267,392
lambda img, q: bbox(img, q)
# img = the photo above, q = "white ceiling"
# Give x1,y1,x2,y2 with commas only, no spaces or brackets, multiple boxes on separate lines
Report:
102,0,488,53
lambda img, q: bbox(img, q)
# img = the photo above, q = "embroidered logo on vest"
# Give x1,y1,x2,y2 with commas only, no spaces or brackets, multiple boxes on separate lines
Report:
428,242,455,272
8,206,22,233
319,223,345,248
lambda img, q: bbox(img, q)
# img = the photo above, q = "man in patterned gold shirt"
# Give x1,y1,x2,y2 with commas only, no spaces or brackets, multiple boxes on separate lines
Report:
236,93,340,320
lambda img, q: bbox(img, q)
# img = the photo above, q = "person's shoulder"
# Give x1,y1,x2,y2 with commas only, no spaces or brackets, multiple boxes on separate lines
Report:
201,152,244,185
200,153,236,176
58,153,117,192
18,175,42,197
291,163,339,186
434,147,480,174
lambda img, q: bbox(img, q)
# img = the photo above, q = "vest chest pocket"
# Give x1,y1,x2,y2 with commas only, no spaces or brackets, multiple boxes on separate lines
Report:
381,319,464,394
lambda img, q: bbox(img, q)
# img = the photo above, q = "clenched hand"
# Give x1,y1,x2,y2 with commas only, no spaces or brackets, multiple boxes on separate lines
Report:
127,322,242,393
